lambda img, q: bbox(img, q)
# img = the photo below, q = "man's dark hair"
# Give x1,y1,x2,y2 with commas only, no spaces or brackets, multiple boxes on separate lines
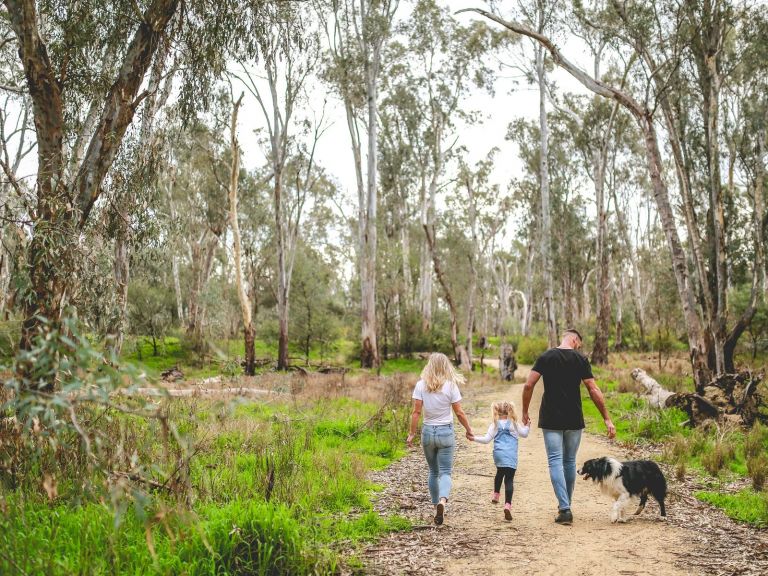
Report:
563,328,583,341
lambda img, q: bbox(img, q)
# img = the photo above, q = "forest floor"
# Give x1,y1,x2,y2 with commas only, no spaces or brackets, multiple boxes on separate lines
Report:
360,365,768,576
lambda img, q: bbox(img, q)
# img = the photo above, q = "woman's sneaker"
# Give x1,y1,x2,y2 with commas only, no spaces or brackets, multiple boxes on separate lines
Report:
491,492,500,504
504,502,512,521
555,509,573,525
435,500,446,525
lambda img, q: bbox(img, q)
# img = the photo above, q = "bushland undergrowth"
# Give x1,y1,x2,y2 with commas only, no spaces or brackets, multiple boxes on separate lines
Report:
0,319,412,575
583,365,768,527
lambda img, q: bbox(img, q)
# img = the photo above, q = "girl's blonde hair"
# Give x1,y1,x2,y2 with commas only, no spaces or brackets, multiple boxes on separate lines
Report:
491,401,518,425
420,352,466,392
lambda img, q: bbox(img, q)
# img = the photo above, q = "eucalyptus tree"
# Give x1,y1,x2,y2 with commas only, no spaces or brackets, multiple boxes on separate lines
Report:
235,2,325,370
459,2,764,389
0,0,272,386
324,0,400,368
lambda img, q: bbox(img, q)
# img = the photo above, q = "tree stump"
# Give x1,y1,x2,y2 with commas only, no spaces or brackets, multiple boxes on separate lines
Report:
500,345,517,381
631,368,764,426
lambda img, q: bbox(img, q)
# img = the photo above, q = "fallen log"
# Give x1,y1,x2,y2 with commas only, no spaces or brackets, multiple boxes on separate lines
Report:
631,368,764,426
117,387,274,398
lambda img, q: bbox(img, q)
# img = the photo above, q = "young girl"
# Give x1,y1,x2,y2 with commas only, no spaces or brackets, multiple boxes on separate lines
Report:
472,400,529,521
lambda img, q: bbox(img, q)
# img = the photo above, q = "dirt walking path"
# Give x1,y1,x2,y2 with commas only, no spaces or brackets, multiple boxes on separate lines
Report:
362,367,768,576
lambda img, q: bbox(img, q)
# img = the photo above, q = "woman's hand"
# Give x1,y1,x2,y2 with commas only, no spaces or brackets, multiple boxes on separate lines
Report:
406,433,416,447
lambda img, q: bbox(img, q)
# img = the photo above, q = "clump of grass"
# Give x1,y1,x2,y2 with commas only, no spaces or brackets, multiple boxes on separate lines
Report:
675,461,687,481
663,434,690,464
747,455,768,491
701,439,736,477
744,422,768,460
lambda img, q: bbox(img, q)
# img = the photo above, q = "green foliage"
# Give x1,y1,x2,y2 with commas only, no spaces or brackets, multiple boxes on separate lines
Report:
1,348,411,575
696,490,768,527
127,282,175,356
0,319,20,359
379,357,426,375
516,336,548,364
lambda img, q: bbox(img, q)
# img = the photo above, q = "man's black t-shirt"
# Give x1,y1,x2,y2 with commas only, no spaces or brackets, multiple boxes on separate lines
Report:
531,347,594,430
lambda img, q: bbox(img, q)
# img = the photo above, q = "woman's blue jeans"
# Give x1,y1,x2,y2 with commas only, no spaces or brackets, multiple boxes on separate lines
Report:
542,428,583,511
421,424,455,504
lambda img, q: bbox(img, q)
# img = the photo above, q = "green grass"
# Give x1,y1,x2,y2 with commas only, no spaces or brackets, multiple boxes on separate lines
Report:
696,489,768,527
378,357,426,375
1,397,412,574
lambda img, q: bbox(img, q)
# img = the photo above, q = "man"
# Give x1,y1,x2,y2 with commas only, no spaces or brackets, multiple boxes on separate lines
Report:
522,328,616,526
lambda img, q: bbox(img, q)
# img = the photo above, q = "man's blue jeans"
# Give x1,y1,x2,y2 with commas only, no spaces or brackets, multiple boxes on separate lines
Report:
421,424,455,504
542,428,583,511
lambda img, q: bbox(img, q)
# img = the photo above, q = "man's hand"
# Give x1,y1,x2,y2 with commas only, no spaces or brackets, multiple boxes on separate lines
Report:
406,433,416,447
522,412,531,426
465,430,474,441
605,419,616,439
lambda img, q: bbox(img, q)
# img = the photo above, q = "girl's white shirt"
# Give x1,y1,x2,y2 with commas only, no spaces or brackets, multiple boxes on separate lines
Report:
473,419,530,444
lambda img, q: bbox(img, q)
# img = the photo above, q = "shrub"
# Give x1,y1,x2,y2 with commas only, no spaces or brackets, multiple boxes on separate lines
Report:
663,434,690,464
517,336,548,364
702,439,736,477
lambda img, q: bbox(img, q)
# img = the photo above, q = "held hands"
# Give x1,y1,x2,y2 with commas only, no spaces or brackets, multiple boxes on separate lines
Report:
465,430,474,442
605,419,616,439
522,412,531,426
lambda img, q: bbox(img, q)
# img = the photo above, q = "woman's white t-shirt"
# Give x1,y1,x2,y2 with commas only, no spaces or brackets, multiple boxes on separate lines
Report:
412,379,462,425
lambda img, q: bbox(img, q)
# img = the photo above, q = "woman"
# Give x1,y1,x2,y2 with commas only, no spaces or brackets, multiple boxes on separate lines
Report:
406,352,474,525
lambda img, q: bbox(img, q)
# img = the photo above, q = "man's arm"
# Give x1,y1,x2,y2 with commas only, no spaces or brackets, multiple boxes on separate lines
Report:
522,370,542,426
583,378,616,438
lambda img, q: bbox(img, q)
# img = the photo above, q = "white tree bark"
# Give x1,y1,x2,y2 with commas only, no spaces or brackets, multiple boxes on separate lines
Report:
631,368,676,408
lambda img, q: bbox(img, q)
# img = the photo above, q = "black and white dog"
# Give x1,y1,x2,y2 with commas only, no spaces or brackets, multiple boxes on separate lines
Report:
578,457,667,523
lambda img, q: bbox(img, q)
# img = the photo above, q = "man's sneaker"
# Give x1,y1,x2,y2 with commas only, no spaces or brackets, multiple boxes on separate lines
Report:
504,502,512,521
555,509,573,525
491,492,500,504
435,501,445,525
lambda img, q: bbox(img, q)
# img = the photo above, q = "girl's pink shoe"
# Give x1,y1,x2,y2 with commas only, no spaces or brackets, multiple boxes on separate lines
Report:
504,502,512,521
491,492,500,504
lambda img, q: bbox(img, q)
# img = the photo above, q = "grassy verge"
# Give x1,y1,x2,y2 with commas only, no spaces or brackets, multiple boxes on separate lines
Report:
581,368,768,527
1,395,411,575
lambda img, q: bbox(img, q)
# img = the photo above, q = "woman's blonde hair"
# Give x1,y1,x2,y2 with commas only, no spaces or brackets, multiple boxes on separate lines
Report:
491,401,518,425
420,352,466,392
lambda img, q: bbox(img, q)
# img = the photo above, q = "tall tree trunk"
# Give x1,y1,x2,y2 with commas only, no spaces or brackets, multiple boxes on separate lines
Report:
359,61,380,368
535,42,557,347
614,273,624,351
227,95,255,375
523,237,534,336
111,194,130,356
418,179,434,332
